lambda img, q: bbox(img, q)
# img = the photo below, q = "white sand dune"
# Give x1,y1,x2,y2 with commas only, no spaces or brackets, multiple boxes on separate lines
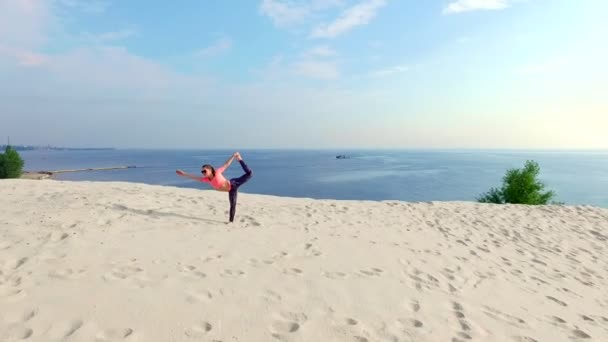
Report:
1,179,607,342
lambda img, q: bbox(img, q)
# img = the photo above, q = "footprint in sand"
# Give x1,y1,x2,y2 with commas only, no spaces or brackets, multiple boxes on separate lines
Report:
47,320,84,339
450,301,477,340
249,258,276,267
482,305,526,327
39,252,67,264
345,318,358,326
239,215,261,227
455,331,472,340
95,328,134,341
512,337,539,342
306,248,322,257
104,266,143,280
4,308,38,324
184,321,212,338
48,268,86,280
303,242,323,257
200,254,223,263
571,329,591,339
0,240,13,250
178,264,207,278
21,309,38,322
220,269,245,278
398,318,423,328
442,268,457,280
272,251,290,261
283,268,303,276
102,265,151,288
7,257,28,270
3,326,33,340
409,300,421,313
248,258,262,268
551,316,567,324
185,289,213,303
5,275,22,287
269,312,307,339
546,296,568,307
0,286,27,301
261,289,282,303
47,231,70,243
358,268,384,277
323,271,347,280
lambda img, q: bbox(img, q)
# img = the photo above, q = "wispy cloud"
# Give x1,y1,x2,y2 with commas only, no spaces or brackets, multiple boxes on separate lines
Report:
196,37,233,58
78,28,138,44
369,64,408,77
311,0,386,38
259,0,345,27
254,53,340,80
443,0,512,14
94,28,138,41
294,60,340,79
259,0,310,27
0,0,55,48
58,0,109,13
296,44,340,79
0,45,48,67
306,45,337,57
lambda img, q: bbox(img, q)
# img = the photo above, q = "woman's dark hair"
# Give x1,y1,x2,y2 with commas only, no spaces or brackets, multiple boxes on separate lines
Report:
202,164,216,177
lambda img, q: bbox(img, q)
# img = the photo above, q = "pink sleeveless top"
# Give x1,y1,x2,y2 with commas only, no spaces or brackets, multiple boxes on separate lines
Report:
201,166,230,190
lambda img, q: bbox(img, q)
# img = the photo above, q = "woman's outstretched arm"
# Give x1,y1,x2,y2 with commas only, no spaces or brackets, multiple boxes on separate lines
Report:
219,152,238,171
176,170,203,181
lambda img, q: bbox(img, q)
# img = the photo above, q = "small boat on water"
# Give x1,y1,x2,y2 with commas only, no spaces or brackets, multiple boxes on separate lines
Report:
336,155,350,159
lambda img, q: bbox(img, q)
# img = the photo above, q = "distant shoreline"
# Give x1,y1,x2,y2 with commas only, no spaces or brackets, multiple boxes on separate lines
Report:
1,145,115,151
21,165,136,180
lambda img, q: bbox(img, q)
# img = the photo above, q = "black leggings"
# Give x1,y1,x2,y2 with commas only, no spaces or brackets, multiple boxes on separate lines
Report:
228,160,253,222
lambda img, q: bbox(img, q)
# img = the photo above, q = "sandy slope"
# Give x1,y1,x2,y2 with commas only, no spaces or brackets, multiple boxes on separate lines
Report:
1,179,607,342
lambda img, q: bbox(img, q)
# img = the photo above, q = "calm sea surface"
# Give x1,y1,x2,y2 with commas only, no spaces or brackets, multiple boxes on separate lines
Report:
19,149,608,207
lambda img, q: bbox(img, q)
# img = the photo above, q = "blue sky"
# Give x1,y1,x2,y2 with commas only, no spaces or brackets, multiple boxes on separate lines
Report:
1,0,606,149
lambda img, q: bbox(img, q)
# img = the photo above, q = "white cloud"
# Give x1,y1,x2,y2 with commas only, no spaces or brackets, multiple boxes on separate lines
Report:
58,0,109,13
78,28,138,44
0,0,55,48
306,45,337,57
259,0,345,27
311,0,386,38
0,45,48,67
259,0,311,27
252,53,340,80
94,29,137,41
369,65,408,77
443,0,511,14
310,0,345,10
196,37,233,57
294,60,339,79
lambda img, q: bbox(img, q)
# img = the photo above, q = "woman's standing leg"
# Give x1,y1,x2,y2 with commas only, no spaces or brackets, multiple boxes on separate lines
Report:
228,187,238,223
227,154,252,223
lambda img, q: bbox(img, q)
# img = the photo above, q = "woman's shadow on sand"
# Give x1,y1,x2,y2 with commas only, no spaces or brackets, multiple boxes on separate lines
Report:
112,204,226,225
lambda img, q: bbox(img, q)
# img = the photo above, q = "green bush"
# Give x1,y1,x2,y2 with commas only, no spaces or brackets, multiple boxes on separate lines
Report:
478,160,557,205
0,146,25,179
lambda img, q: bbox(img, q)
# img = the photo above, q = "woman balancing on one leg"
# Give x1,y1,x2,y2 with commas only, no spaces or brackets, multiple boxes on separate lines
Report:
176,152,253,223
